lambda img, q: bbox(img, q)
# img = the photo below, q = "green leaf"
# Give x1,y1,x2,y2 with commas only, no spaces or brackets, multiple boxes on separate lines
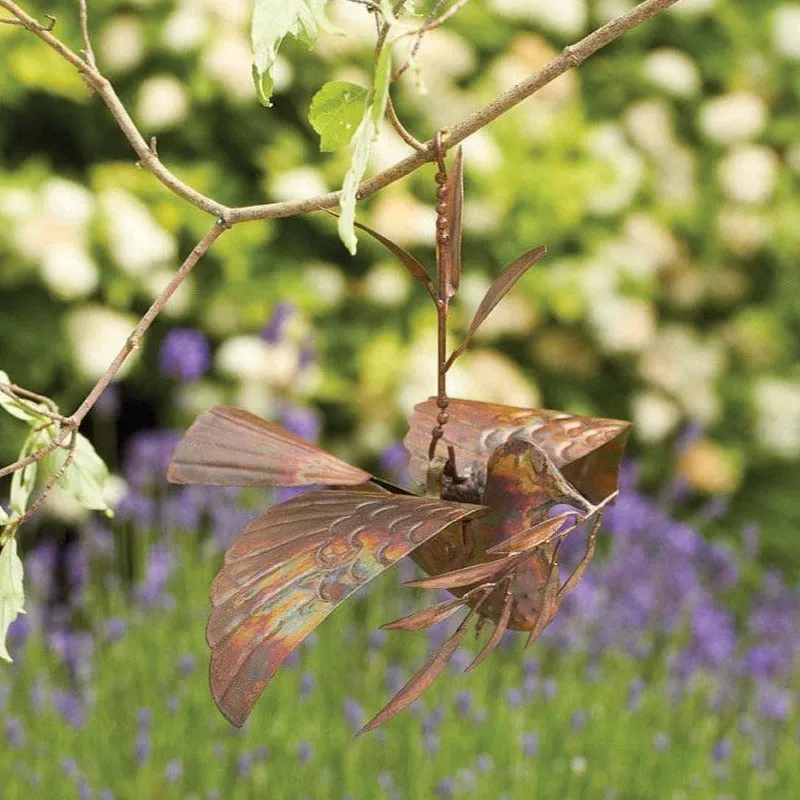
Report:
251,0,329,108
309,82,368,152
0,537,25,663
51,434,113,516
338,47,393,255
0,371,48,424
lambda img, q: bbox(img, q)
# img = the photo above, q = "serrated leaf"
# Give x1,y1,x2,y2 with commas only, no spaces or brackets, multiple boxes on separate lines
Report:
0,371,48,424
0,538,25,663
51,434,113,515
251,0,328,108
338,47,393,254
309,82,368,152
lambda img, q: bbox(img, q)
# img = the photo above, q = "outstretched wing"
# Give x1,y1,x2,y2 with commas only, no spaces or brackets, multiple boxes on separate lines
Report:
405,398,631,503
207,489,486,727
167,406,371,487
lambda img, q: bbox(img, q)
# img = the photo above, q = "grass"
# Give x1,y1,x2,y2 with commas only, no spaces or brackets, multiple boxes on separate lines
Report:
2,538,797,800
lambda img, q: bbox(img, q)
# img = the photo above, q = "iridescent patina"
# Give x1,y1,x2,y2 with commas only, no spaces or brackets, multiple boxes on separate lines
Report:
168,138,631,734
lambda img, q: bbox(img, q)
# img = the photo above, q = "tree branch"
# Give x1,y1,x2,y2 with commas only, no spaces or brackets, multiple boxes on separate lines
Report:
78,0,96,70
1,0,681,226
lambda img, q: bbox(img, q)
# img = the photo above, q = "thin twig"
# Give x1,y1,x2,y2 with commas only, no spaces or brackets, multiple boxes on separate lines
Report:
0,432,70,480
0,384,72,426
13,430,77,528
391,0,456,82
78,0,96,69
385,94,427,152
69,220,229,426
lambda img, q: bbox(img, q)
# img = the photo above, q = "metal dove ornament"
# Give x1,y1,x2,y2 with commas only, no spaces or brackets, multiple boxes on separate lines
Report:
167,134,631,735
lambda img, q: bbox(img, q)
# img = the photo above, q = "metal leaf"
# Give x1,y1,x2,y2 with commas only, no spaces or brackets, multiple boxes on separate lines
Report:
358,624,467,735
322,209,435,299
485,513,577,555
465,587,514,672
446,245,546,368
404,555,512,590
167,406,371,488
206,489,484,727
381,596,467,631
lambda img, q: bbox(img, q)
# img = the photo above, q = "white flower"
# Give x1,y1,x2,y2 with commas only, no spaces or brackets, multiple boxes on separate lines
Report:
136,75,190,130
270,167,327,202
699,92,767,144
570,756,588,776
588,296,655,354
67,306,139,380
624,101,676,159
40,245,99,300
463,200,502,235
753,377,800,458
100,190,176,276
622,214,680,274
717,207,771,256
42,178,94,228
461,131,502,174
304,263,346,309
643,49,700,98
216,336,299,387
772,5,800,60
490,0,587,37
718,145,778,205
363,263,410,307
98,16,145,73
655,146,698,207
406,29,475,81
587,124,644,215
640,326,725,423
163,7,208,52
633,391,680,443
0,187,34,220
201,33,257,101
370,193,436,247
670,0,717,16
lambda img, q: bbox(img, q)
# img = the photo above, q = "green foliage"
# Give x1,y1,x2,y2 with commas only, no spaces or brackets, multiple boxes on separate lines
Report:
309,81,368,151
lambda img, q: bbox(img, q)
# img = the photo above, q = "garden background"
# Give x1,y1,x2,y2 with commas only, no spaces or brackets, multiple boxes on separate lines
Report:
1,0,799,797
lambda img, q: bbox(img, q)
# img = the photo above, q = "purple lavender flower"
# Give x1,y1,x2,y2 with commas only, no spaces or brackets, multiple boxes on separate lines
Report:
757,682,792,722
435,778,455,798
543,678,557,701
298,741,313,764
423,706,444,733
279,406,321,443
135,732,151,765
104,618,126,643
94,384,121,418
261,302,295,344
78,780,91,800
53,690,86,728
165,759,183,783
61,758,79,778
5,717,25,747
136,545,176,608
159,328,211,381
344,697,365,733
653,733,669,752
742,523,760,560
237,751,252,778
379,442,411,487
123,430,181,491
368,629,387,651
177,654,197,675
571,710,586,731
476,754,494,773
424,732,440,755
506,688,524,708
521,732,539,757
455,690,472,717
712,739,731,763
627,678,646,711
378,772,394,791
300,672,315,700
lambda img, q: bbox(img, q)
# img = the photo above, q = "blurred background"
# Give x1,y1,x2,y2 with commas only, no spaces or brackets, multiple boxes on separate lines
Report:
1,0,799,797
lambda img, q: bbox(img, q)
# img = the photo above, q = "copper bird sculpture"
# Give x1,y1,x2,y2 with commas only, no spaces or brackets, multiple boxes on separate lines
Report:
167,134,631,735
